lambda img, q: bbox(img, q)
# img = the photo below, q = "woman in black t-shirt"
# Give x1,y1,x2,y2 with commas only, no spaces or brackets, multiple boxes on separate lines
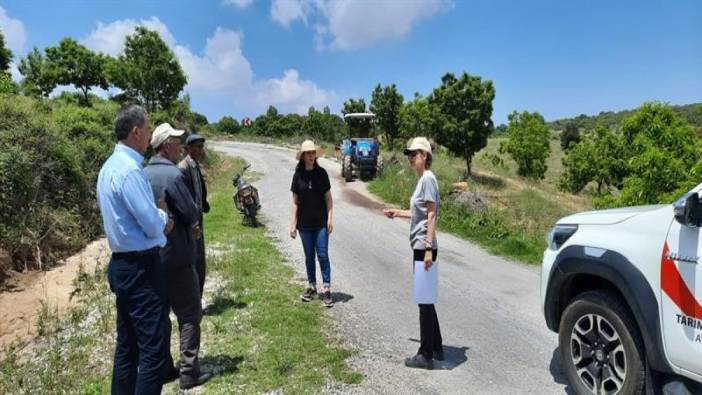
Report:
290,140,334,307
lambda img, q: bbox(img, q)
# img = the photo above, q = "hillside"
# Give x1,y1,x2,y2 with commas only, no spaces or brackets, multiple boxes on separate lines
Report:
548,102,702,131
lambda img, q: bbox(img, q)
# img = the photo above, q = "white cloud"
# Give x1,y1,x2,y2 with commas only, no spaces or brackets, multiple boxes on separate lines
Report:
9,62,20,81
222,0,254,9
0,5,27,52
269,0,450,51
271,0,308,27
255,69,334,113
321,0,446,51
81,17,176,56
174,28,253,93
82,17,334,116
176,27,334,114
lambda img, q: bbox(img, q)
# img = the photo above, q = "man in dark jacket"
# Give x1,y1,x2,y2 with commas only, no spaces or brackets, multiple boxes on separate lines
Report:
178,134,210,299
144,123,211,390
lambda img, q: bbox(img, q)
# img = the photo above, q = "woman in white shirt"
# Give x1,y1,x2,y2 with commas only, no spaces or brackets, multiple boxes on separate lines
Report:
384,137,443,370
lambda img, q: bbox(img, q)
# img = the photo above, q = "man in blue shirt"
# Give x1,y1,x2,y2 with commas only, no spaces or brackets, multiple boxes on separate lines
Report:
97,104,174,395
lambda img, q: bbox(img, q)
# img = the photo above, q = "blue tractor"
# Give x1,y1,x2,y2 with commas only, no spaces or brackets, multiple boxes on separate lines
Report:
339,113,383,182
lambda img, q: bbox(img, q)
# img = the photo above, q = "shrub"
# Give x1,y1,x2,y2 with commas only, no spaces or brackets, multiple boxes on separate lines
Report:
0,95,116,273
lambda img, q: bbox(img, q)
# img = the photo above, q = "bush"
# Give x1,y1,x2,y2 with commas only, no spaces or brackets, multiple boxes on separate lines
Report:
216,116,241,134
0,95,117,274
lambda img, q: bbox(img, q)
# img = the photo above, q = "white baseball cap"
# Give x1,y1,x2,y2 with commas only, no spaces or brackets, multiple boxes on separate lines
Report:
403,137,432,155
151,123,185,149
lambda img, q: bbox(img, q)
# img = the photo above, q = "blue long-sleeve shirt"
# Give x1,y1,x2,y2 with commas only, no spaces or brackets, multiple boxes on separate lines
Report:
97,143,168,253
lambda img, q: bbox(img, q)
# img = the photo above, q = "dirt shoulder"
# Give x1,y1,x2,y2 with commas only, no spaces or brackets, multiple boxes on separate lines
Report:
0,239,110,349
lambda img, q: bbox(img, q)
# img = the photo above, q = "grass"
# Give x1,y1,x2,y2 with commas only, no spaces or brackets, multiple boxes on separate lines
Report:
190,155,361,394
0,259,115,394
0,153,360,394
370,138,591,264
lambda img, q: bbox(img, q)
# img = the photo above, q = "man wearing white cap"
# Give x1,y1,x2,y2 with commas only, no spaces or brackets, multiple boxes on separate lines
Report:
144,123,211,389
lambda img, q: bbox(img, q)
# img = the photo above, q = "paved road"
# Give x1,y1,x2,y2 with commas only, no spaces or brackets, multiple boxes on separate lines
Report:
212,141,569,394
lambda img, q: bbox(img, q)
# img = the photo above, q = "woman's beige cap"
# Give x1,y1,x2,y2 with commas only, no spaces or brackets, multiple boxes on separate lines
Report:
296,140,323,160
403,137,432,155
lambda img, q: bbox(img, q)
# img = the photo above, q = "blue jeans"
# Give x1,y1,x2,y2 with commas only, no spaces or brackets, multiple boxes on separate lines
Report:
107,250,171,395
299,227,331,288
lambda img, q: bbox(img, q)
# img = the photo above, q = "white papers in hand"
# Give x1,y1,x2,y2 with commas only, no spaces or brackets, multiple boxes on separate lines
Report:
413,260,438,304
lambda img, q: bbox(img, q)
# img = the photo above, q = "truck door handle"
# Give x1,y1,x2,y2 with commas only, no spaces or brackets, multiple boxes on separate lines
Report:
667,252,700,264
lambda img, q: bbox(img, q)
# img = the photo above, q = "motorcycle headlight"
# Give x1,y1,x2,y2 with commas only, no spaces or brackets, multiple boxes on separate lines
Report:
547,225,578,251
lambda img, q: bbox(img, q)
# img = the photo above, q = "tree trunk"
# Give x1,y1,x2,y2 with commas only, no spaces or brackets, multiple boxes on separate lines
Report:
81,87,90,107
465,151,473,179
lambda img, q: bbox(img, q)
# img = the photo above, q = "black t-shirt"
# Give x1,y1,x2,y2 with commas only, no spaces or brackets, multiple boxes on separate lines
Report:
290,165,331,230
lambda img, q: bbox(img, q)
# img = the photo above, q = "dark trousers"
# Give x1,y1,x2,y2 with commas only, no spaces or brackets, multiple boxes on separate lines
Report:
165,264,203,381
419,304,443,358
413,249,442,359
194,236,206,296
107,249,170,395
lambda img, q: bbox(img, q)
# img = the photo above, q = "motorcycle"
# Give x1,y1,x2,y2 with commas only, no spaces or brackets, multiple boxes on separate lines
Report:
232,164,261,225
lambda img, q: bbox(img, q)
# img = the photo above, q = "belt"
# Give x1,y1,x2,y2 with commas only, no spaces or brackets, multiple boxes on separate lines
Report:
112,247,160,260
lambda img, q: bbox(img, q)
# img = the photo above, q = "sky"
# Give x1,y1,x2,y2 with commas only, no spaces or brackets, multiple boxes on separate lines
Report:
0,0,700,125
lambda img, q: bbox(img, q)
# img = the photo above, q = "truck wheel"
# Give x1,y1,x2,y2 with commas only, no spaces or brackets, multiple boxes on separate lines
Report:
343,155,353,182
559,290,646,395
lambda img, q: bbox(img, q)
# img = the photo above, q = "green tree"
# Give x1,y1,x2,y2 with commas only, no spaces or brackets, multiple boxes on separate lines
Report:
303,107,326,141
493,124,508,136
0,74,17,94
370,84,404,149
273,113,303,137
560,103,702,206
559,126,627,195
45,38,109,106
499,111,551,180
342,98,372,137
617,102,702,205
107,27,187,111
191,112,209,129
18,48,57,97
399,93,436,143
429,72,495,177
216,116,241,134
0,30,13,76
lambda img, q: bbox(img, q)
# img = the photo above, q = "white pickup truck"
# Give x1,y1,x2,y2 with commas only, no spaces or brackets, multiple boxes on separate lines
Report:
542,187,702,394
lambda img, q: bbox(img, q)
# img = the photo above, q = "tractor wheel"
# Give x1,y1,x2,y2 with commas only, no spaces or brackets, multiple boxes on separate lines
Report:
343,155,353,182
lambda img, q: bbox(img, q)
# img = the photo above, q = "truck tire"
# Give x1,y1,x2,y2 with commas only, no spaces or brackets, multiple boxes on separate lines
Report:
343,155,353,182
559,290,646,395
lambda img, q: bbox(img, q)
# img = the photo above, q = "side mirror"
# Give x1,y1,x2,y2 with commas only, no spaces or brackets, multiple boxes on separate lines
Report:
674,192,701,227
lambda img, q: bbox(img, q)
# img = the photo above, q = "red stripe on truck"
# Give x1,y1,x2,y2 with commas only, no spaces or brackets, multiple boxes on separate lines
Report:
661,243,702,320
